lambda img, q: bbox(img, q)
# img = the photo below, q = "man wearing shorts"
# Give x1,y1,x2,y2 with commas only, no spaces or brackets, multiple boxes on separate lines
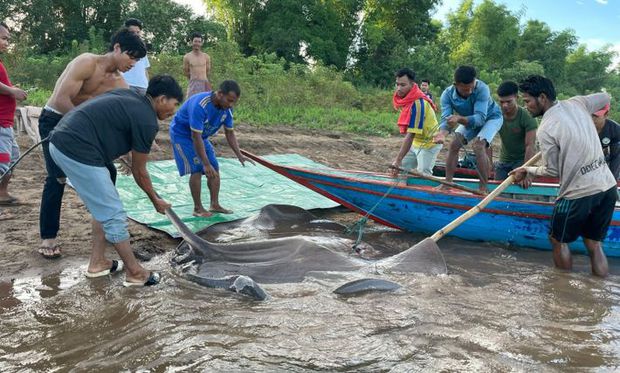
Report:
169,80,253,217
434,65,503,193
0,22,27,212
48,75,182,286
38,28,145,258
183,32,212,98
511,75,615,277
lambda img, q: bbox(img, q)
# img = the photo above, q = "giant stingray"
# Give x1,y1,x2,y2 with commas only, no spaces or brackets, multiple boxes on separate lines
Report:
169,205,447,300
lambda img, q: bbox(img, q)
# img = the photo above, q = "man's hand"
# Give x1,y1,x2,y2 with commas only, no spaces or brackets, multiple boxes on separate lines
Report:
389,161,401,178
446,115,461,129
203,164,217,179
152,197,171,214
508,167,528,184
238,155,256,167
433,131,447,144
11,87,27,101
518,174,533,189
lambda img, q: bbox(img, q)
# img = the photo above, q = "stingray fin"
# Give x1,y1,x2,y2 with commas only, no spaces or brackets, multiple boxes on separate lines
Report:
333,278,401,295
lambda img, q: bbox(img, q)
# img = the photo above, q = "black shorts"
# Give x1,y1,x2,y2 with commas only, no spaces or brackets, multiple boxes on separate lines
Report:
550,187,618,243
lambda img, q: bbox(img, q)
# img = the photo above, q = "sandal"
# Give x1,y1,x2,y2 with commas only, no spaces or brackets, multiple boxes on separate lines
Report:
38,245,62,259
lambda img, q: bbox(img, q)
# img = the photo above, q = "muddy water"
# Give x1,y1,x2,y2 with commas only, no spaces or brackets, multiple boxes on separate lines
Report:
1,226,620,371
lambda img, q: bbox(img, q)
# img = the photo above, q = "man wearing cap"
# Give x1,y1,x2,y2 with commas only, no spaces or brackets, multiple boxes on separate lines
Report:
592,103,620,180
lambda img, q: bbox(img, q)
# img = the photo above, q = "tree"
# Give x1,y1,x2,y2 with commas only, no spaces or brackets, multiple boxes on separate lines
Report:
352,0,441,87
250,0,363,69
207,0,265,56
516,20,577,83
564,45,615,94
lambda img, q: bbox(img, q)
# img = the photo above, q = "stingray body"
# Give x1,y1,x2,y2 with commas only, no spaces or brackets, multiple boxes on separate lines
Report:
170,205,447,300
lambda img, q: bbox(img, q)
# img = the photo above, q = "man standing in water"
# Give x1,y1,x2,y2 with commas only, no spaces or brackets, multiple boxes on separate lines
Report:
38,28,146,259
511,75,615,277
183,32,212,98
0,22,27,213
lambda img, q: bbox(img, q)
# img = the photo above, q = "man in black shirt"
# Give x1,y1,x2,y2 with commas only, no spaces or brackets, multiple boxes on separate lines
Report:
592,103,620,180
49,75,183,286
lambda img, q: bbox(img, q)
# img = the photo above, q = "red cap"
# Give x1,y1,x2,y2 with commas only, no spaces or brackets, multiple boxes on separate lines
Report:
593,103,610,117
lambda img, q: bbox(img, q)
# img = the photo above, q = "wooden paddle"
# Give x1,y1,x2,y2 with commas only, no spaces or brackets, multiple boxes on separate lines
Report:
412,152,542,253
390,165,485,196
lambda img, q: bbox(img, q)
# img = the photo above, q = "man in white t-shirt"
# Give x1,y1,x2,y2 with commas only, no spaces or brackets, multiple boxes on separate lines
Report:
511,75,615,277
122,18,150,95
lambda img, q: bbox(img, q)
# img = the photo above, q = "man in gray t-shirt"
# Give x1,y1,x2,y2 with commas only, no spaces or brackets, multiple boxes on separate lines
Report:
511,75,616,277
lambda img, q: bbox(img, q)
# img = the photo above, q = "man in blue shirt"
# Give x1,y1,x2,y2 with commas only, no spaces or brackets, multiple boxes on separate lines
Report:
434,65,503,193
169,80,253,217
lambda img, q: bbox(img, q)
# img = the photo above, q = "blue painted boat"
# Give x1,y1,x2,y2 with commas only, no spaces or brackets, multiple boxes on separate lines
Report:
242,150,620,257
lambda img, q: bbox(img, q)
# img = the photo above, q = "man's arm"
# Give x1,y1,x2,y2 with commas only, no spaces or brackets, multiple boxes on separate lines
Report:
525,128,558,177
523,129,537,162
438,88,453,132
390,133,415,177
191,130,217,178
462,84,489,128
183,55,190,79
131,151,171,214
144,55,150,81
0,82,26,101
205,54,211,79
224,128,254,166
51,55,97,113
572,92,610,114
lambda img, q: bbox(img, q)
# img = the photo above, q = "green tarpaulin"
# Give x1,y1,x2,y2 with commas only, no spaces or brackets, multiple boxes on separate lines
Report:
116,154,339,237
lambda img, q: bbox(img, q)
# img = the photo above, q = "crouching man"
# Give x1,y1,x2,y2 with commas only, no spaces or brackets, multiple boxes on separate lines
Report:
48,75,183,286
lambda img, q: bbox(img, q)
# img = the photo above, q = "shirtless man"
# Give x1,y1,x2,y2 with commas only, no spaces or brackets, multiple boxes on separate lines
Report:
183,32,212,98
38,27,146,258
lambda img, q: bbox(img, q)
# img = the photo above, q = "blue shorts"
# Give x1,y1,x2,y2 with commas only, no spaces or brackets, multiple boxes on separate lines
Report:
49,143,129,243
171,134,219,176
455,115,503,144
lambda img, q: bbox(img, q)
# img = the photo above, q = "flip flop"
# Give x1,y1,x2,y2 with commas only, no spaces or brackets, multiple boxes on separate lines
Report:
38,245,62,259
84,260,125,278
123,272,161,287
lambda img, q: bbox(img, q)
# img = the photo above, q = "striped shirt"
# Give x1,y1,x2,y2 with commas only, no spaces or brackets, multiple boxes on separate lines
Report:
169,92,233,139
406,98,440,149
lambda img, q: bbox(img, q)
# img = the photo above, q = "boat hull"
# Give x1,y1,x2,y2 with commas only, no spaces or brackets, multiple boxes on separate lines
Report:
243,151,620,257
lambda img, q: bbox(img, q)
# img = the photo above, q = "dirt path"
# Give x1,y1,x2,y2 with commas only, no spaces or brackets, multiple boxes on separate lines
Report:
1,122,436,280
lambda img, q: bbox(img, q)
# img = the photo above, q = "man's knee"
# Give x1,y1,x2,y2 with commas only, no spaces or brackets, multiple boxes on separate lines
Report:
471,138,488,153
448,137,464,153
101,212,129,243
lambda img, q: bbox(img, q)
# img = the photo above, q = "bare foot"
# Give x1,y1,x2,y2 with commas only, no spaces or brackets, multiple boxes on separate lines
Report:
192,208,214,218
478,187,489,195
210,205,233,214
434,184,451,191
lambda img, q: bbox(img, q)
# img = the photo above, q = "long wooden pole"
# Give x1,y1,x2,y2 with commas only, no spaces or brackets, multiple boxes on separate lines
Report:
429,152,542,242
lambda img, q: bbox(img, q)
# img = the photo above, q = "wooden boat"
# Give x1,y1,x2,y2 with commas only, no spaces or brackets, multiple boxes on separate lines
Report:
242,150,620,257
432,162,561,184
